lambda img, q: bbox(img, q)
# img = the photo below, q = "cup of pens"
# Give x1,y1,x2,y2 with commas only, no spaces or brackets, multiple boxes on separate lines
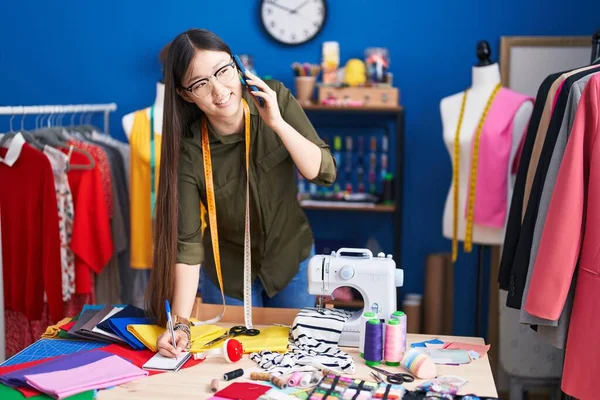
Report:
292,62,320,106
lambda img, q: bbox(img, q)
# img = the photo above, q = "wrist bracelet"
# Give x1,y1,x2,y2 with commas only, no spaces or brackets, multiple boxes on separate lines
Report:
174,323,192,351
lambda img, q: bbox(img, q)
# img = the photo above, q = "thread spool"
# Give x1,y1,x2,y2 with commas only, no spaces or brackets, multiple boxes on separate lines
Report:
384,319,401,366
320,368,341,376
223,368,244,381
363,319,383,366
311,370,323,384
270,375,288,390
359,311,376,358
287,371,302,387
300,372,312,387
193,338,244,362
401,348,436,379
209,379,219,393
391,311,407,355
250,372,271,381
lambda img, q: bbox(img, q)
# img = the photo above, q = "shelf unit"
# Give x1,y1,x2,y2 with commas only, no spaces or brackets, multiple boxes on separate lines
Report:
300,103,405,269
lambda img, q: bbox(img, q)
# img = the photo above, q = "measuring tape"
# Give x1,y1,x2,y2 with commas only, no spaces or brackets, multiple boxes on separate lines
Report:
452,83,501,262
196,99,254,329
149,105,156,219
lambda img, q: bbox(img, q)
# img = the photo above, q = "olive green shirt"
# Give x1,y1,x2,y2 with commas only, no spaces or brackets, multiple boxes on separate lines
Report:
176,79,336,300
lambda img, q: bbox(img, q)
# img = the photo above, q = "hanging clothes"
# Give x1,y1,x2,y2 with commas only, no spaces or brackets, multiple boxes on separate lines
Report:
519,73,598,348
499,64,600,309
43,145,76,302
0,134,63,322
522,72,600,400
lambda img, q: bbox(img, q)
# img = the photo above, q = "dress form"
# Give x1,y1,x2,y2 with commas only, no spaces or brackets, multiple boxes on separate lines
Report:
122,81,164,139
440,62,533,246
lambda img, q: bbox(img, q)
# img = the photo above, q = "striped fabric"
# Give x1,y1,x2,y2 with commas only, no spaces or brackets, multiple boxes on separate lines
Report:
250,307,356,376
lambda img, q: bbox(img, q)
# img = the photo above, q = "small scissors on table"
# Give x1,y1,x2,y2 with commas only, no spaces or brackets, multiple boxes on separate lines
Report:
202,325,260,348
368,365,414,384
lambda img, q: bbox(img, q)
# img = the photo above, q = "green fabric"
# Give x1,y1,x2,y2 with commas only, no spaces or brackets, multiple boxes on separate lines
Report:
57,317,77,339
176,80,336,300
0,384,94,399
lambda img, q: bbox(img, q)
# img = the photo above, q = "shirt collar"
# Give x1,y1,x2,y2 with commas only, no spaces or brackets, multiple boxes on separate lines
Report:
192,93,258,144
0,133,26,167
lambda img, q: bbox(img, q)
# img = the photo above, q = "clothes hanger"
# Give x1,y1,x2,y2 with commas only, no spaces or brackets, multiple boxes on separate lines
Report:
17,111,45,151
67,145,96,171
0,113,18,147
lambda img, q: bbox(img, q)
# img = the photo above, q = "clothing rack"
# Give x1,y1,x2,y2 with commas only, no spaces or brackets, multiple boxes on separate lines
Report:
0,103,118,136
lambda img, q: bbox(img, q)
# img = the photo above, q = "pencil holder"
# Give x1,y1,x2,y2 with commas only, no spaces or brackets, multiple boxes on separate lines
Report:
295,76,316,106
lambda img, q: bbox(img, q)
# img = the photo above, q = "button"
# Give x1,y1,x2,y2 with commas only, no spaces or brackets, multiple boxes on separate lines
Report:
339,265,355,280
377,252,385,258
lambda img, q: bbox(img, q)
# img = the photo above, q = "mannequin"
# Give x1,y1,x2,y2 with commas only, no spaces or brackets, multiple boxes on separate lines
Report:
440,45,534,248
122,81,164,138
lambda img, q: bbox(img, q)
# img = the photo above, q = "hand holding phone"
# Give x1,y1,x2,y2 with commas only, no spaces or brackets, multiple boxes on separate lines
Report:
233,54,264,107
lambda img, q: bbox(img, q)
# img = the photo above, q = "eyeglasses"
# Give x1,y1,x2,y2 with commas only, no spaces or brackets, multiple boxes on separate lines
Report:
181,61,238,99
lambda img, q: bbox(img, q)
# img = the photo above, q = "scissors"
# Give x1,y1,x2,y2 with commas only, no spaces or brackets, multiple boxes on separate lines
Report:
368,365,414,384
202,325,260,348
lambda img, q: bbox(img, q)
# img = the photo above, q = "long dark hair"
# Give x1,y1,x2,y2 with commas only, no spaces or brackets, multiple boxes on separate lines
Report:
146,28,232,326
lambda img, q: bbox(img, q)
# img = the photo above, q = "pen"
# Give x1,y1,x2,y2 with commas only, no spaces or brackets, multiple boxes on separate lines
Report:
165,300,178,360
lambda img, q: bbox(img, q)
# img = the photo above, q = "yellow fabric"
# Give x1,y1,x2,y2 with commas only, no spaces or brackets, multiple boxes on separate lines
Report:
130,109,162,269
127,323,289,354
129,110,206,269
41,317,72,339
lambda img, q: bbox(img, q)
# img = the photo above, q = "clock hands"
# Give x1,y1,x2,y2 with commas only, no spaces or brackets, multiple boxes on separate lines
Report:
293,0,309,12
264,0,296,13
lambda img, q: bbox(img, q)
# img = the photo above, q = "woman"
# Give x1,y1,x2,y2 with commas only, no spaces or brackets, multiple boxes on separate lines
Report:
146,28,336,358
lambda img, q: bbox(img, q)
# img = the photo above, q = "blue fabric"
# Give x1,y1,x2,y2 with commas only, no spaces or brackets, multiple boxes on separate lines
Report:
107,317,154,350
199,245,316,308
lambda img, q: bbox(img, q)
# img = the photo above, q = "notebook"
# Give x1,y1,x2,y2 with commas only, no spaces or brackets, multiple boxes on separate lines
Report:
142,352,191,372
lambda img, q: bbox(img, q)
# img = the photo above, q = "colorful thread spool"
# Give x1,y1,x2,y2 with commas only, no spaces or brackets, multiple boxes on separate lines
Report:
287,371,302,387
363,319,383,366
359,311,376,358
401,348,436,379
390,311,407,355
384,319,401,366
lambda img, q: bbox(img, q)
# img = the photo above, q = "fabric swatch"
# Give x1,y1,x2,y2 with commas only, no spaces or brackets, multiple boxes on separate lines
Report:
41,318,73,339
0,383,94,400
106,317,153,350
441,341,491,356
95,304,148,334
0,350,113,389
24,355,148,399
214,382,271,400
250,307,354,376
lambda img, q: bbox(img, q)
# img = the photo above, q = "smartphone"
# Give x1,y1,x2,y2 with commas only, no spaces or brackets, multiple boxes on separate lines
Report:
233,54,264,107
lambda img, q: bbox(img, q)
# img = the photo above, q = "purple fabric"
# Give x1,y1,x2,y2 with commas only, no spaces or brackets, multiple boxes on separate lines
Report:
0,350,112,388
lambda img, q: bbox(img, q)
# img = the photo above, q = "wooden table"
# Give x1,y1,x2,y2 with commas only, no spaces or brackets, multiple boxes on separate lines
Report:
97,328,498,399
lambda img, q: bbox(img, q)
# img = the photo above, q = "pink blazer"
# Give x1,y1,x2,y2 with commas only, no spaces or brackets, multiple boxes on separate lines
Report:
524,73,600,400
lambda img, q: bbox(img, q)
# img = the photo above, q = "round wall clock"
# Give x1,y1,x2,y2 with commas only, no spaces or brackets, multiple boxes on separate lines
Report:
260,0,327,46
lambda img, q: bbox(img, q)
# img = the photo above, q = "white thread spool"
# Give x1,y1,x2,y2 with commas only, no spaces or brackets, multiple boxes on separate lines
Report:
359,311,376,358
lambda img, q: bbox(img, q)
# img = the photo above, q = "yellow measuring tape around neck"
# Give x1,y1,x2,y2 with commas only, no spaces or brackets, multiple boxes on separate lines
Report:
452,83,501,262
198,98,254,328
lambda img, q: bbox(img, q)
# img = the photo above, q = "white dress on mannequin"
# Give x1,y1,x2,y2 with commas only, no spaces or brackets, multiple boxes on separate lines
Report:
122,82,164,139
440,63,534,247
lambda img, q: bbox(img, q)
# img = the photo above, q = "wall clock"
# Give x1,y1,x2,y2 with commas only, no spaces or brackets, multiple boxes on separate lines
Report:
260,0,327,46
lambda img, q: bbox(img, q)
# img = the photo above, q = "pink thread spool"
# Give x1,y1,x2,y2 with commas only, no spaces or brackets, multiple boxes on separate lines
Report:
287,371,302,387
384,319,402,366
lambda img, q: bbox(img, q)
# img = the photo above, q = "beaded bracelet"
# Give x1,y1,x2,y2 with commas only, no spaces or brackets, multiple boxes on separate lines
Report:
174,323,192,351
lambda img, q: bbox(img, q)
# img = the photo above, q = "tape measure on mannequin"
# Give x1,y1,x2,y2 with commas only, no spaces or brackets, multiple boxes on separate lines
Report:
195,98,254,329
452,83,501,262
150,105,157,219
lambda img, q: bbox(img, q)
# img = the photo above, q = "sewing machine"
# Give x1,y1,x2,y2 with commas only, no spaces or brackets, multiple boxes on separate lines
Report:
308,248,404,347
